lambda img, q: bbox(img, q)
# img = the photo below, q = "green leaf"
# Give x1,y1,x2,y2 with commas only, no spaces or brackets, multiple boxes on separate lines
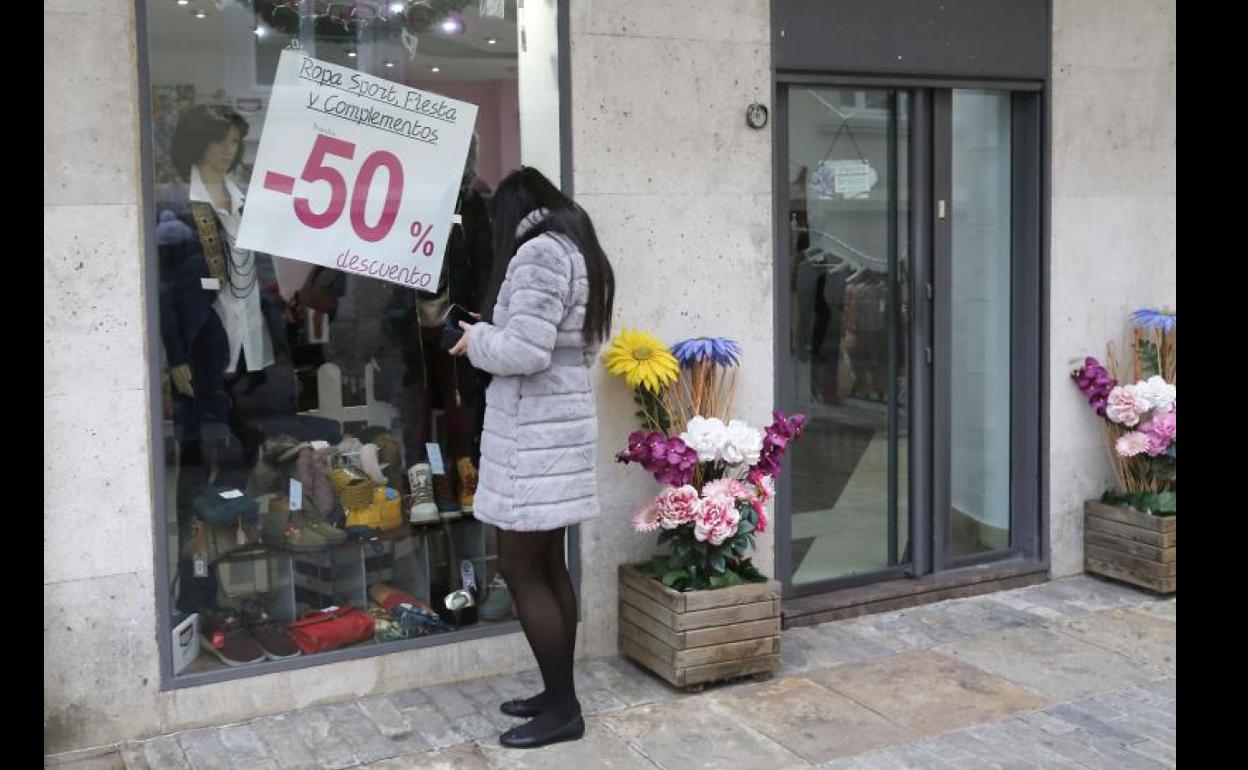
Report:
710,554,727,573
1136,340,1161,379
738,519,755,535
736,558,767,582
1146,491,1177,515
661,569,686,587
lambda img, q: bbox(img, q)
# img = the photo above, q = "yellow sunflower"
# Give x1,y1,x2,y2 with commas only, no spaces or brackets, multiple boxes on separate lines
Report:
602,328,680,393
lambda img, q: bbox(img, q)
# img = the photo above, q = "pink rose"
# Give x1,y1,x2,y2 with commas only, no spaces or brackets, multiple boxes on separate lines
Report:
1143,432,1170,457
694,494,740,545
656,485,701,529
1105,387,1146,427
1142,410,1176,442
1115,431,1150,457
702,478,752,500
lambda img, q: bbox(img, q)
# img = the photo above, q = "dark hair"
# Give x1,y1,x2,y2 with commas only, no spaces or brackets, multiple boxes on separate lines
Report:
170,104,249,182
483,167,615,346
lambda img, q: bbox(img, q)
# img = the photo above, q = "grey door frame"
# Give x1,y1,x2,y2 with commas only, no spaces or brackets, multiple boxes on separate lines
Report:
772,74,1045,599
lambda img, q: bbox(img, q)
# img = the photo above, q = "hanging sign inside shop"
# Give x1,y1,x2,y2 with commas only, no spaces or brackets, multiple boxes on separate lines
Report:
809,159,878,200
236,49,478,289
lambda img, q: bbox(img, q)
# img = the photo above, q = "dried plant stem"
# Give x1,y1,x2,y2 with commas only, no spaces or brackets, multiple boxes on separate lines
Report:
720,367,740,422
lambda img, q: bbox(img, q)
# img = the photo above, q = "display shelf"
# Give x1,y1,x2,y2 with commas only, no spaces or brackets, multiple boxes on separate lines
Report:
176,516,501,676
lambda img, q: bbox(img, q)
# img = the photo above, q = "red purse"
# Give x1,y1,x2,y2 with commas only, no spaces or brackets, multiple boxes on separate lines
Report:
287,605,375,654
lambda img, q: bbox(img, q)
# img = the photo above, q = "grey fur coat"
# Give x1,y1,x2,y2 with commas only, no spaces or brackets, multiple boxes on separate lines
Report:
464,210,599,531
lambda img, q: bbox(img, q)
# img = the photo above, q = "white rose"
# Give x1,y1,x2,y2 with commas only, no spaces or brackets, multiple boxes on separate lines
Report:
1135,375,1176,413
680,416,729,463
722,419,764,466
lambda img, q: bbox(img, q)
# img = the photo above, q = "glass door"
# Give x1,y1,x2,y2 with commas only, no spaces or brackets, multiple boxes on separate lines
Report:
777,81,1042,598
779,86,911,591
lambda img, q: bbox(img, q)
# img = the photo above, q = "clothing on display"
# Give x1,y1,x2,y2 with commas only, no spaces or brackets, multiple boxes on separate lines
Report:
161,109,499,676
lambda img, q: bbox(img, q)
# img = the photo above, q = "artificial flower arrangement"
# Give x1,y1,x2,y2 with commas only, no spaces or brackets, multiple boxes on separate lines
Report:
1070,307,1176,515
603,330,806,591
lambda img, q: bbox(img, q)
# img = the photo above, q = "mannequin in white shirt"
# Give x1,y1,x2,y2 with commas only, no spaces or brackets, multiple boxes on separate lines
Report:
170,119,274,397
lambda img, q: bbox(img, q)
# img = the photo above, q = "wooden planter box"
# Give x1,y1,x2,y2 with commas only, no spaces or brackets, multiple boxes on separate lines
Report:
618,563,782,693
1084,500,1176,594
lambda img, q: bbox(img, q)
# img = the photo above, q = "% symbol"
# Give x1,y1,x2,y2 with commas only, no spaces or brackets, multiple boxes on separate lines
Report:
410,221,436,256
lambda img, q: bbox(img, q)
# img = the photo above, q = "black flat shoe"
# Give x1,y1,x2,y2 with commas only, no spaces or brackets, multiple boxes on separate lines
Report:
500,697,544,718
499,713,585,749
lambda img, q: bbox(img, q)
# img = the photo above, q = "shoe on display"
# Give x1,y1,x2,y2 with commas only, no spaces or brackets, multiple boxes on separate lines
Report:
238,598,301,660
297,511,347,544
432,473,462,518
261,497,329,552
479,573,515,622
443,559,479,626
201,610,267,667
407,463,440,524
455,456,478,514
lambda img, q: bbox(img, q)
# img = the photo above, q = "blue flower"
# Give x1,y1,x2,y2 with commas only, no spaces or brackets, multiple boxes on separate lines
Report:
670,337,742,367
1131,307,1176,333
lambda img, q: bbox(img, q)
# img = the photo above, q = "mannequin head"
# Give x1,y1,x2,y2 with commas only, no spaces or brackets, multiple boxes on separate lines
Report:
171,104,249,182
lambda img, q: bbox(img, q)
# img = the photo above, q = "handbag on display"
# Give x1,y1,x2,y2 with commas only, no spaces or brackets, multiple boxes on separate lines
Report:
181,516,262,565
192,486,260,528
286,604,375,654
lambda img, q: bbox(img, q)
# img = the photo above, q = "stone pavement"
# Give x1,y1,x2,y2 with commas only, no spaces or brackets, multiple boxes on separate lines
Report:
112,576,1175,770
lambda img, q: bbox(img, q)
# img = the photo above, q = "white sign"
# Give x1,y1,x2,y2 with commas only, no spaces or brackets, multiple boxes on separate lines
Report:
832,161,876,198
425,442,446,476
236,50,479,289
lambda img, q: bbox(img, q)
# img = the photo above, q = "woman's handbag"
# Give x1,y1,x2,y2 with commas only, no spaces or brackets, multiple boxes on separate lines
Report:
286,605,375,654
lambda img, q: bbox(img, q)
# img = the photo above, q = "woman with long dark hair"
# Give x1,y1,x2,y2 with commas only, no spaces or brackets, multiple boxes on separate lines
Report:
448,167,614,748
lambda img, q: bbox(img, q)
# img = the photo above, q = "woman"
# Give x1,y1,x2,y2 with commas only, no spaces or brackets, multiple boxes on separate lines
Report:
449,167,614,749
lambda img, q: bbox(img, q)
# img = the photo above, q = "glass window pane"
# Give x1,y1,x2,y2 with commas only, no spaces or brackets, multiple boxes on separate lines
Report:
785,88,909,585
145,0,560,677
949,89,1012,558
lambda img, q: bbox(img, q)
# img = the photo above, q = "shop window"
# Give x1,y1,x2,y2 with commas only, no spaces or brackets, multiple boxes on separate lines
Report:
142,0,564,684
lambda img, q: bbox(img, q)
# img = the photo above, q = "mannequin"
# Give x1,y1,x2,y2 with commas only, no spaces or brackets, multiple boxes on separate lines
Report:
159,104,289,614
161,105,289,468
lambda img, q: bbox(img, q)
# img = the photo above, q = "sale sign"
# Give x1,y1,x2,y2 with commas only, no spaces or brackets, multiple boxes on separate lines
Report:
236,49,478,289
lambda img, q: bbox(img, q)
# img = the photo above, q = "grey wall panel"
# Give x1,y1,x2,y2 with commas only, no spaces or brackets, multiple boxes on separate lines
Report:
775,0,1048,81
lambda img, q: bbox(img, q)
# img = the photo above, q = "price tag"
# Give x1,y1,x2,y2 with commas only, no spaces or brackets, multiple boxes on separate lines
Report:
425,443,446,475
236,50,479,289
219,489,244,499
201,277,221,291
193,554,208,578
310,440,330,450
289,478,303,511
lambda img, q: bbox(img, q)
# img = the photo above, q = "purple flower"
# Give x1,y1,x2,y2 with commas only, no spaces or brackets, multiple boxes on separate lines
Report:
670,337,742,368
750,411,807,479
617,431,698,486
1072,357,1117,417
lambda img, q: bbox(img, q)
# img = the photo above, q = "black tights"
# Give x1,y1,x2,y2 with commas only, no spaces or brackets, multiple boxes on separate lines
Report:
497,527,580,719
